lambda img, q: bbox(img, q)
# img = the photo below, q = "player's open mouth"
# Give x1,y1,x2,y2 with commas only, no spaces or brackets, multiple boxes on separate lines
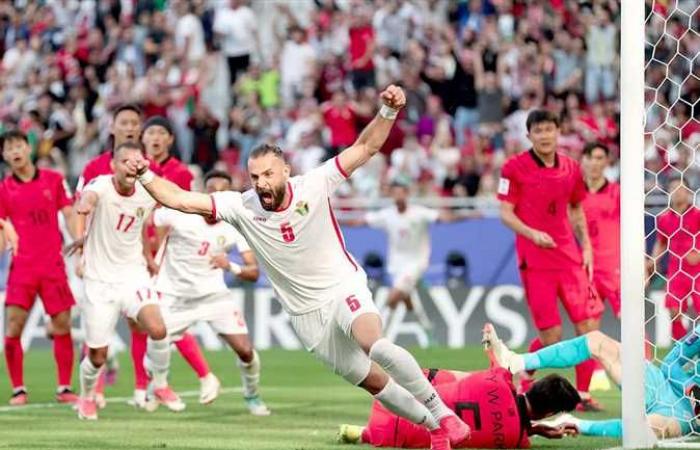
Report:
259,192,273,204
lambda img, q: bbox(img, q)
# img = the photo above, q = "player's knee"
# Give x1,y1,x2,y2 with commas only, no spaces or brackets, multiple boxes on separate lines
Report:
148,324,167,341
89,349,108,367
5,315,27,337
236,345,254,362
359,364,389,396
50,313,72,335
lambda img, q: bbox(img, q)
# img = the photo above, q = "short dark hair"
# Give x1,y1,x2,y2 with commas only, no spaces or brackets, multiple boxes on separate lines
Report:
582,141,610,157
526,374,581,417
526,110,560,132
113,141,144,158
0,130,29,148
249,143,286,161
204,170,232,185
113,103,143,120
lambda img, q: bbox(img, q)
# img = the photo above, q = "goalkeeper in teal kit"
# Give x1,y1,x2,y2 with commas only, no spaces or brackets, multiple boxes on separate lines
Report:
483,323,700,439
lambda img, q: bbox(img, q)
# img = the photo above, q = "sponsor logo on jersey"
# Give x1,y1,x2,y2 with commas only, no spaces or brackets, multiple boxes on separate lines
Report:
254,216,267,222
295,201,309,216
217,236,226,247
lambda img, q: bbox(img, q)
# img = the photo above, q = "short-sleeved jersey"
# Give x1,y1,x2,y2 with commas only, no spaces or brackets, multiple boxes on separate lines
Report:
365,368,531,449
365,205,439,275
158,156,193,190
211,157,363,315
153,208,250,298
656,206,700,275
0,169,72,268
81,175,156,282
498,150,587,270
582,180,620,275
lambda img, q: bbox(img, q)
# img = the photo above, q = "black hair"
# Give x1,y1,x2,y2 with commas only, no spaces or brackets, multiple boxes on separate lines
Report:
249,143,286,161
0,130,29,148
525,374,581,417
112,141,145,158
582,141,610,157
204,170,232,185
113,102,143,120
526,110,560,132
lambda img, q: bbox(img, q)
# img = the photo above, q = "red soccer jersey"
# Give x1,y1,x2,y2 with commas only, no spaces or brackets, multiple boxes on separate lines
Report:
364,368,530,449
656,206,700,275
76,151,112,192
498,150,587,270
322,103,357,148
158,156,193,190
582,180,620,275
0,169,72,268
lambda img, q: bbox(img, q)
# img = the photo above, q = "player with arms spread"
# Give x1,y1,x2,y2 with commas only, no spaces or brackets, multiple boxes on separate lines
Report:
70,141,181,420
497,110,602,408
129,86,470,450
0,130,78,405
152,170,269,413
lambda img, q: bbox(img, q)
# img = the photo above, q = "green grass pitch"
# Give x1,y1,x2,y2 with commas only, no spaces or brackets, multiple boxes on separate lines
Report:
0,346,622,449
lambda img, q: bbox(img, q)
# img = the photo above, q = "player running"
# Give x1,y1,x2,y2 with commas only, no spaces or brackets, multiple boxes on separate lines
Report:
484,323,698,439
70,141,181,420
0,130,78,405
129,85,471,450
337,367,580,448
497,110,603,409
152,170,269,414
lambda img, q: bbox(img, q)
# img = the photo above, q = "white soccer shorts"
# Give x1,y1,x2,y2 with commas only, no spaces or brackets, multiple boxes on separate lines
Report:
160,291,248,340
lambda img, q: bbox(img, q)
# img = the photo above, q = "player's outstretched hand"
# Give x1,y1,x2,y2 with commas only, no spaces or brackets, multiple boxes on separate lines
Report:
529,230,556,248
210,253,230,270
531,423,579,439
380,85,406,110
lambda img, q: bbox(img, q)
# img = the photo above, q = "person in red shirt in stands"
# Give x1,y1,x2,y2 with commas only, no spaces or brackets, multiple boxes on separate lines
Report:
322,90,358,160
348,10,375,91
497,110,603,411
649,177,700,341
0,130,78,405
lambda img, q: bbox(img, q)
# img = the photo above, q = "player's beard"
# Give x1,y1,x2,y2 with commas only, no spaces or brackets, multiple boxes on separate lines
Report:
257,183,286,211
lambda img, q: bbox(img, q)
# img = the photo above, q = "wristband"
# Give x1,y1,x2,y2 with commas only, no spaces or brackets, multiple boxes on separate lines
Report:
138,170,155,185
229,262,242,275
379,104,399,120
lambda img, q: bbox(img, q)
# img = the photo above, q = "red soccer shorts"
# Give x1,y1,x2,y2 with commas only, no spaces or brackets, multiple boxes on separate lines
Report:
5,263,74,316
593,268,620,317
664,269,700,313
520,265,602,330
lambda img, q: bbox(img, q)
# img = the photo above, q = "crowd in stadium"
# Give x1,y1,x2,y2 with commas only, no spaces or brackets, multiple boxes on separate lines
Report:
0,0,652,200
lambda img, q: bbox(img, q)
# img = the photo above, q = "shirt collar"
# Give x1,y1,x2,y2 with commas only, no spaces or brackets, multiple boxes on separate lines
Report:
528,149,559,168
12,168,39,183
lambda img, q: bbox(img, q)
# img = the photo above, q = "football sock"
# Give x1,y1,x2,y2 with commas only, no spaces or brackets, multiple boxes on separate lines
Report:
575,357,596,394
131,330,149,390
53,333,74,387
238,350,260,398
146,337,171,389
175,333,210,378
374,378,439,430
523,335,591,371
80,358,102,400
578,419,622,438
4,336,24,389
369,338,452,421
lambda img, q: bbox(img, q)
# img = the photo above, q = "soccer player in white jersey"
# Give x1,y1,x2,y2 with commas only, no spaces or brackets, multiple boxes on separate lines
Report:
152,170,270,415
128,86,470,450
69,141,182,420
357,180,477,336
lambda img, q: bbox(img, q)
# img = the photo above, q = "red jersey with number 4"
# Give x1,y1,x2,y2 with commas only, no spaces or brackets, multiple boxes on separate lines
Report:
498,150,587,270
0,169,72,268
582,180,620,275
656,206,700,276
364,368,530,449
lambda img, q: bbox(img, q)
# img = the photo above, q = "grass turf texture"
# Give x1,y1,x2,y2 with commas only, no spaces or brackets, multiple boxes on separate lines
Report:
0,346,622,450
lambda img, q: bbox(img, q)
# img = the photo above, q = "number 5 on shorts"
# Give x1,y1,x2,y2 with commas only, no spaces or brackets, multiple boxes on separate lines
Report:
345,295,361,313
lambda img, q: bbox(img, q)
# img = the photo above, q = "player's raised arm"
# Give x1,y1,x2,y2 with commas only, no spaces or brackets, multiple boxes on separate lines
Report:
128,155,212,217
336,85,406,177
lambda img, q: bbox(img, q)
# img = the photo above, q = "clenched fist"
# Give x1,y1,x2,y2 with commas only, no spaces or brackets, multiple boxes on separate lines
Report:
380,85,406,110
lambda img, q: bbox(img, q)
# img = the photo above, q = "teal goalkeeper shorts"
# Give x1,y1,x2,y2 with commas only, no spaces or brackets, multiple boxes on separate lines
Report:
645,362,695,434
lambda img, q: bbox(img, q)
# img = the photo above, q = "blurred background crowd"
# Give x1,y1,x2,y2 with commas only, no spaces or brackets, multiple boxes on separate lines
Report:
0,0,696,204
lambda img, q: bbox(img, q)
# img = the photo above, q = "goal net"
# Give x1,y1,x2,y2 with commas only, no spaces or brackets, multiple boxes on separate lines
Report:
624,0,700,448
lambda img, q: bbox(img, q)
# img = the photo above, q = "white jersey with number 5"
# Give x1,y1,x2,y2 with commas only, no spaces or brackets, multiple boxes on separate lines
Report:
211,157,364,315
365,205,439,276
153,207,250,298
82,175,156,283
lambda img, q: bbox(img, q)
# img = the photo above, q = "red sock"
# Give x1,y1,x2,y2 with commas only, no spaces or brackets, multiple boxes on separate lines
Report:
672,318,688,341
130,330,149,390
175,333,210,378
53,333,74,387
4,337,24,389
526,338,544,376
575,358,596,393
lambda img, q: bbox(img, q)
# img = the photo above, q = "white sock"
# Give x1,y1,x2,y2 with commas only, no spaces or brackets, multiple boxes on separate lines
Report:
375,378,439,430
409,291,434,332
80,358,102,400
146,337,170,389
369,338,452,421
237,350,261,398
